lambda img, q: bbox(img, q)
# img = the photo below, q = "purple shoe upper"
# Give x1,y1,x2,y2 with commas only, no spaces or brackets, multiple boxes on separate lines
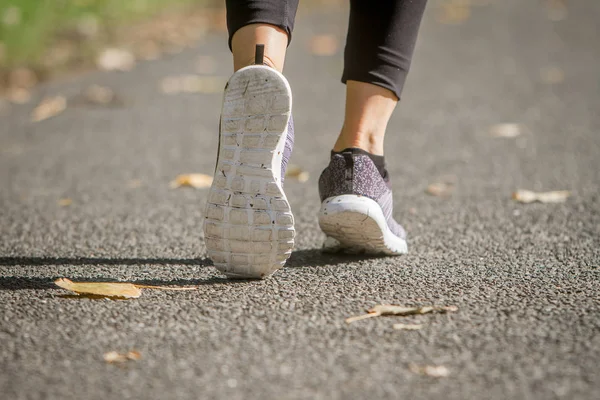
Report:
318,151,406,239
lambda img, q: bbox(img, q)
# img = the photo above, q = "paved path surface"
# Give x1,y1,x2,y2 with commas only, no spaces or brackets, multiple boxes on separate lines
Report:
1,1,599,399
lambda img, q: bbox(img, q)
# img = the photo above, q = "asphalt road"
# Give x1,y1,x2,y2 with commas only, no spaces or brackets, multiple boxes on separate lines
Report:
1,1,599,399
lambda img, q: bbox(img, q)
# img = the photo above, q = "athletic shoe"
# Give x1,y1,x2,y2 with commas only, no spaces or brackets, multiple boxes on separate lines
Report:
203,64,295,278
317,149,408,255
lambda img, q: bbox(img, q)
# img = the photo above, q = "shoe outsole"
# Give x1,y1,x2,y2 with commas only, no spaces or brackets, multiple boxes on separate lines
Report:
203,65,295,279
318,195,408,255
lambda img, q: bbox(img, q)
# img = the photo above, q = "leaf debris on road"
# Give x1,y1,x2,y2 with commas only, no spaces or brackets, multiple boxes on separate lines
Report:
346,304,458,324
104,350,142,364
57,198,72,207
55,278,142,299
54,278,199,299
285,165,309,182
426,182,453,197
97,48,135,71
489,123,522,138
170,173,213,189
512,189,570,204
31,96,66,122
409,363,450,378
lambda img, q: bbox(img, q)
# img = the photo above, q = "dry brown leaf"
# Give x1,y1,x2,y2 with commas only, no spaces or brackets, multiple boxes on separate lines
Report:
540,66,564,84
489,123,522,138
512,190,570,204
104,350,142,363
426,182,453,197
83,85,118,106
309,35,339,56
170,173,213,189
57,198,72,207
393,323,423,331
31,96,66,122
54,278,142,299
127,179,143,188
97,48,135,71
436,0,471,24
285,165,310,183
409,364,450,378
346,304,458,324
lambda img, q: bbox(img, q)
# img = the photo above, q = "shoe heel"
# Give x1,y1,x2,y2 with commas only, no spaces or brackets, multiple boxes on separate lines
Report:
318,195,407,255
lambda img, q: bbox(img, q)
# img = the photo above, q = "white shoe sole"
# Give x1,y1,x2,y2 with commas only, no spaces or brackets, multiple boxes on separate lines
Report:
203,65,295,279
318,195,408,255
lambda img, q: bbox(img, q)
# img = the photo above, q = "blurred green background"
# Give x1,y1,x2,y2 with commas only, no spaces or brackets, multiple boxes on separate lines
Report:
0,0,222,84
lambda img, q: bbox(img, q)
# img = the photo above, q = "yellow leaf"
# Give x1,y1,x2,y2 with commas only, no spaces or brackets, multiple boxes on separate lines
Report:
426,182,453,197
97,48,135,71
104,350,142,363
170,173,213,189
489,123,522,138
409,364,450,378
54,278,141,299
346,304,458,324
285,165,310,182
512,190,570,204
57,198,72,207
31,96,66,122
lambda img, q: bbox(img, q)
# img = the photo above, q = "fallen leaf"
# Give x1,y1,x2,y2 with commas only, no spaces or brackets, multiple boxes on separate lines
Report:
436,0,471,24
409,364,450,378
309,35,339,56
540,66,564,84
489,123,522,138
512,190,570,204
82,85,121,106
54,278,142,299
285,165,310,182
31,96,66,122
104,350,142,363
170,173,213,189
57,198,72,207
346,304,458,324
426,182,453,197
97,48,135,71
393,323,423,331
127,179,143,188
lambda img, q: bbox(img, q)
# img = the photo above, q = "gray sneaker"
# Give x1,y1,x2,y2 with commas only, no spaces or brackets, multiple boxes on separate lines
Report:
203,63,295,279
318,149,408,255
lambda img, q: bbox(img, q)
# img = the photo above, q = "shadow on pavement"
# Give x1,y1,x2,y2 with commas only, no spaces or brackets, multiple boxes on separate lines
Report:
0,250,386,290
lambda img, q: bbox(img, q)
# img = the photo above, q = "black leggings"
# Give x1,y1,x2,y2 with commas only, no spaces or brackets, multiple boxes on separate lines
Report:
226,0,428,99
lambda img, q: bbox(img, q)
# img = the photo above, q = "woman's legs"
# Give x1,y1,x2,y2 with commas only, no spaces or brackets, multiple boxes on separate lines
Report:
335,0,428,157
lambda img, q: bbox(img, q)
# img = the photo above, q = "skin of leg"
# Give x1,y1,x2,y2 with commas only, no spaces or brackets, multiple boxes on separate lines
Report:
333,80,398,156
231,23,289,72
